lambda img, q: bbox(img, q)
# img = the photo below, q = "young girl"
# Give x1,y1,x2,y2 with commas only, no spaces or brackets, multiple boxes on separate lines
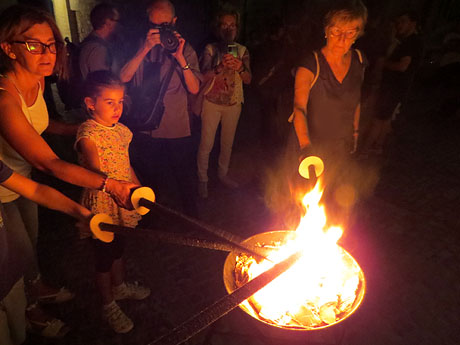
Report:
75,70,149,334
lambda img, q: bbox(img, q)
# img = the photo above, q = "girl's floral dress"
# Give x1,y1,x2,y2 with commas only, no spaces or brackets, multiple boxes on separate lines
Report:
75,120,140,237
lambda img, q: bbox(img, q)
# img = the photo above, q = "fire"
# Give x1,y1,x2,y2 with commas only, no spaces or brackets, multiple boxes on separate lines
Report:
234,180,364,329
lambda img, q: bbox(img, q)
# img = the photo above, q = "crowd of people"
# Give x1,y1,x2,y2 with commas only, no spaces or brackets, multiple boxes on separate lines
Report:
0,0,438,342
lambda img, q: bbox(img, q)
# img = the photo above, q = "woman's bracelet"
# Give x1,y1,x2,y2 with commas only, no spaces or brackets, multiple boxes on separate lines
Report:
100,176,109,193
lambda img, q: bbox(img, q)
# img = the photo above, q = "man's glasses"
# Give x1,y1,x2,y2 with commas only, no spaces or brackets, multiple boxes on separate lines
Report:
329,27,359,39
11,41,60,54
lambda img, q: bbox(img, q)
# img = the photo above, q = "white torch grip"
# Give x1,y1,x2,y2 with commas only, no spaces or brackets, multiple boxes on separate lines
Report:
131,187,156,215
298,156,325,179
89,213,115,243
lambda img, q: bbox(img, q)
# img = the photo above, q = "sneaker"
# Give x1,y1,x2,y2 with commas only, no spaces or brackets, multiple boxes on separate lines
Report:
26,304,70,338
219,175,239,189
198,181,208,198
38,286,75,304
113,282,150,301
31,276,75,304
103,301,133,334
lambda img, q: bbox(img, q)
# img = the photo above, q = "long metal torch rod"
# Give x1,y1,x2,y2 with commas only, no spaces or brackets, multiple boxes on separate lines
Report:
138,198,270,262
149,251,302,345
100,223,256,253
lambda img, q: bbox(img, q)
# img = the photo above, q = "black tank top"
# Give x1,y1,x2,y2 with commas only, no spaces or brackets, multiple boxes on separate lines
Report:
299,50,366,151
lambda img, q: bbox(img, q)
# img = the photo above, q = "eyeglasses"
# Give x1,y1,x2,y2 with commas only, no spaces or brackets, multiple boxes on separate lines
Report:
329,27,359,39
221,23,237,30
11,41,60,54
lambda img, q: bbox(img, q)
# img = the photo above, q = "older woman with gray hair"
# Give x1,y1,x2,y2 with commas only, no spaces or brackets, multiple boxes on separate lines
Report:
293,0,367,156
291,0,368,226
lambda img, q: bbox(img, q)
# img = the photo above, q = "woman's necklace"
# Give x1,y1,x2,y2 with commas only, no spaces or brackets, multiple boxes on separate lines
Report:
6,75,38,105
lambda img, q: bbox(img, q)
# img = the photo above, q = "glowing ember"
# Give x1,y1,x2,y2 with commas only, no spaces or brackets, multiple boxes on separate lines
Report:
225,180,365,330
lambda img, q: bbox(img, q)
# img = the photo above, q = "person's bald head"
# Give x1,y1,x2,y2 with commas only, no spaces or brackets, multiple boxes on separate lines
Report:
147,0,176,25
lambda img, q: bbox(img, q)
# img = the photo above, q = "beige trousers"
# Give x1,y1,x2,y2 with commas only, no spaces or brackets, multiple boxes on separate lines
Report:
197,99,242,182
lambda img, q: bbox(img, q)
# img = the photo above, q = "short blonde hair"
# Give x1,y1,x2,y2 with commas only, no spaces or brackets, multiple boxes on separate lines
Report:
0,5,67,79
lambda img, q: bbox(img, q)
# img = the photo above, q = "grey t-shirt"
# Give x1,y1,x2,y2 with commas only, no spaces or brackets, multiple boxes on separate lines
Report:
132,43,201,139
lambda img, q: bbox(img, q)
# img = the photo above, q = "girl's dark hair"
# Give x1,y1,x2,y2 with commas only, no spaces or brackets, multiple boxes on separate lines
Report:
83,70,124,100
324,0,368,36
0,5,67,79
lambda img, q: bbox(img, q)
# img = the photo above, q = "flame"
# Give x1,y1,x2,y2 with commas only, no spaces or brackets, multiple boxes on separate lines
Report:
239,179,362,327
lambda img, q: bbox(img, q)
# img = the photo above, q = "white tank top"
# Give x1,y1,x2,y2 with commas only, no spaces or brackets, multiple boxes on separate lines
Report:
0,83,49,202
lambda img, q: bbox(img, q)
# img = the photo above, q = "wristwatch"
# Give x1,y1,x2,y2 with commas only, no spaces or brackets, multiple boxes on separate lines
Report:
181,63,191,70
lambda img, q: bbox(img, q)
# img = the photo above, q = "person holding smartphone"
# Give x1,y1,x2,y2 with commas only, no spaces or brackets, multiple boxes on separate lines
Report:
197,8,251,198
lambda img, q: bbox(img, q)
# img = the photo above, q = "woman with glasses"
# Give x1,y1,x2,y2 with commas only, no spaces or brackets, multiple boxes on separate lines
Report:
0,5,137,338
290,0,367,225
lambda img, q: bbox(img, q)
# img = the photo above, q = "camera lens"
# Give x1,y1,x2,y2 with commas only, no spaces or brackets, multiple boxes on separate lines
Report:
160,29,179,53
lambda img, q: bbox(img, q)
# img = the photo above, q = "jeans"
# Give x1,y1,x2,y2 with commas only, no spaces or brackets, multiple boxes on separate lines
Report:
0,278,26,345
3,197,39,285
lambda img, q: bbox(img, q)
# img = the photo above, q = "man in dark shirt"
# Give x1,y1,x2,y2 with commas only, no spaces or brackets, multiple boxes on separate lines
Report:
363,11,423,155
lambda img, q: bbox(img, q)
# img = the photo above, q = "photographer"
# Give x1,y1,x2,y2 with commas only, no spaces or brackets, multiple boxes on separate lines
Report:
120,0,201,217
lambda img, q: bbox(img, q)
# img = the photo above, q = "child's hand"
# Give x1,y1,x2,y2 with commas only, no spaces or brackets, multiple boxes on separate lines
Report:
106,179,139,210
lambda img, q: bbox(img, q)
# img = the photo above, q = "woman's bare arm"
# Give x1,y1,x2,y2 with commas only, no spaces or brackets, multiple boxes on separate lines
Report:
2,172,91,222
351,103,361,154
293,67,314,149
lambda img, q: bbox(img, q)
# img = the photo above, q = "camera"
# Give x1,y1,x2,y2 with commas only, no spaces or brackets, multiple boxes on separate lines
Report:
150,23,179,53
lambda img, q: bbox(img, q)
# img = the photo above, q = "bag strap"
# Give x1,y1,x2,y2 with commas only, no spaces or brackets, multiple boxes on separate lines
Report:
310,50,320,88
355,48,363,64
288,51,320,123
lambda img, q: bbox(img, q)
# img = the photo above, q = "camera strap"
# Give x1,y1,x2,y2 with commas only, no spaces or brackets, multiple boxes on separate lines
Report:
143,55,176,126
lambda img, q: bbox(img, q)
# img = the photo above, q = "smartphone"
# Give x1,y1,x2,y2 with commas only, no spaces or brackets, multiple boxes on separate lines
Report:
227,44,237,57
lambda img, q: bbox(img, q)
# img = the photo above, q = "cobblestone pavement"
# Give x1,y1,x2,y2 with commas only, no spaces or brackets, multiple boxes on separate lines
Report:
27,89,460,345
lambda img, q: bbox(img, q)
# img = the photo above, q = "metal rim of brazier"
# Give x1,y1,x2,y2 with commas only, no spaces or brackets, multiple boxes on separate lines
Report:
223,231,366,331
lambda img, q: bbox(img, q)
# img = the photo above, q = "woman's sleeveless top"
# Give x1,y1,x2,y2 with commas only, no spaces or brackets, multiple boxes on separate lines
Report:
0,83,49,202
299,50,366,149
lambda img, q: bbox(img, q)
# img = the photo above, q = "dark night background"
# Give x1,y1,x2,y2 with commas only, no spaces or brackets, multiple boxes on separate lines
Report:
1,0,460,345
